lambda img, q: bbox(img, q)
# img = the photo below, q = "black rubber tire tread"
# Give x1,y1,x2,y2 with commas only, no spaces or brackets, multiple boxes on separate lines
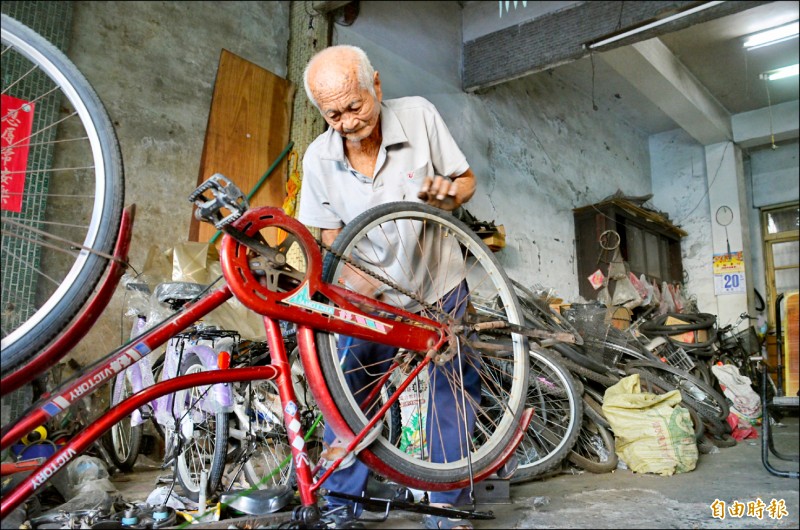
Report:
697,437,716,454
549,351,621,388
639,312,717,333
703,416,733,437
552,342,609,374
315,202,529,486
568,414,618,473
103,375,143,472
0,15,124,375
511,348,583,483
705,432,737,448
624,360,729,422
384,385,403,446
175,352,229,501
582,393,611,431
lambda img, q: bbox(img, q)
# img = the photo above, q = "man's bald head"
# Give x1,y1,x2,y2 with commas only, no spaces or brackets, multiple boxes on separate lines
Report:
303,45,376,109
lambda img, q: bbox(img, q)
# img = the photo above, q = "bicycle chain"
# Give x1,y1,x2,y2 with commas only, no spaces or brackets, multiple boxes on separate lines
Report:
313,239,569,344
315,239,540,343
315,238,447,319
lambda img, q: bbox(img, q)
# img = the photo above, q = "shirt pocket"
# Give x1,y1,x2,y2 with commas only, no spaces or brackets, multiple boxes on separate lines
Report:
398,163,429,201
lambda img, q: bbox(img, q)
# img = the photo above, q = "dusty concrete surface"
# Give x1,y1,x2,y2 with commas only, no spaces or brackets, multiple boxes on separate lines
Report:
107,416,799,529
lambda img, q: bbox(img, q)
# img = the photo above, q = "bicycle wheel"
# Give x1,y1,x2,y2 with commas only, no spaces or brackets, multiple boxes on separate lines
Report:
316,202,529,486
567,408,618,473
173,352,229,501
1,14,124,375
512,346,582,483
104,371,143,472
235,378,294,489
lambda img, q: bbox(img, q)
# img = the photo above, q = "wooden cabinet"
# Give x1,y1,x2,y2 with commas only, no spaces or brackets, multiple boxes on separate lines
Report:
573,198,687,300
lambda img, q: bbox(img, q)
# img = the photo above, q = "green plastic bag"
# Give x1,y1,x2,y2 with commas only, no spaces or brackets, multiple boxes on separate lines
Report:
602,374,698,476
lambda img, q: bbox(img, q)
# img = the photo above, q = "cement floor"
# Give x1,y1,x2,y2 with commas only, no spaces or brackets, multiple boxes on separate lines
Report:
108,416,799,529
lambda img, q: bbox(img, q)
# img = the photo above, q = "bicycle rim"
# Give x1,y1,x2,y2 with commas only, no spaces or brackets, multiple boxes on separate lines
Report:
105,372,143,471
567,414,618,473
1,14,124,374
315,202,528,485
174,355,229,500
238,379,294,489
512,347,582,483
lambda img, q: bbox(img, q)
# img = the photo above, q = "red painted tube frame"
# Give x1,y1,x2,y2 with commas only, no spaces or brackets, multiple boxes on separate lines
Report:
0,365,279,519
1,205,136,397
1,286,234,452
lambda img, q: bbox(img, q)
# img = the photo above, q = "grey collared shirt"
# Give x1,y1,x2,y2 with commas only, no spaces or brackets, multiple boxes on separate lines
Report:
298,96,471,310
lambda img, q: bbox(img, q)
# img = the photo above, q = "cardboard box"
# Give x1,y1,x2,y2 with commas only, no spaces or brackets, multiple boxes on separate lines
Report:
665,315,708,344
482,225,505,252
611,307,632,331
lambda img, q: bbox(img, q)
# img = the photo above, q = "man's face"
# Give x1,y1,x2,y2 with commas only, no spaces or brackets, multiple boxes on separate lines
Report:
312,70,382,143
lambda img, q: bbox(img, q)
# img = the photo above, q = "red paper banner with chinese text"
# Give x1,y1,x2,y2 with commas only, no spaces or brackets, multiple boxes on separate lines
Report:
1,94,36,213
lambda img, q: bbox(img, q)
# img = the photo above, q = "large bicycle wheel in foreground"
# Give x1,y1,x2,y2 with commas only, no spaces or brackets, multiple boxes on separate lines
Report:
316,202,529,487
1,14,124,375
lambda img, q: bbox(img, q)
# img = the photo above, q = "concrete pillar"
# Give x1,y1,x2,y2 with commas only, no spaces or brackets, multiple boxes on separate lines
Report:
286,1,332,238
705,141,753,327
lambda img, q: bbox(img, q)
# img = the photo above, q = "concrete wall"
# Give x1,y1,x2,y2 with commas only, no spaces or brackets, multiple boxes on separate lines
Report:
649,130,713,312
650,129,799,325
331,1,652,301
66,1,290,364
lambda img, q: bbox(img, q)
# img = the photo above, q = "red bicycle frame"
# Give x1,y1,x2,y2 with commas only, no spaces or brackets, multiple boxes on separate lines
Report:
5,206,534,519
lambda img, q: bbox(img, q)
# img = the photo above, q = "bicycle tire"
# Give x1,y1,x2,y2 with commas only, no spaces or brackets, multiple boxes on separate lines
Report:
233,377,294,489
552,342,609,374
103,372,143,472
512,347,582,483
315,202,529,486
549,350,621,388
705,432,737,448
567,413,618,473
581,389,611,431
174,352,229,501
625,360,729,422
1,14,124,375
594,326,660,363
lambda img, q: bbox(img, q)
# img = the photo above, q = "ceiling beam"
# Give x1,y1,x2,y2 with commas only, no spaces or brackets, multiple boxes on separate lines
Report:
600,37,732,145
462,1,770,92
732,100,799,148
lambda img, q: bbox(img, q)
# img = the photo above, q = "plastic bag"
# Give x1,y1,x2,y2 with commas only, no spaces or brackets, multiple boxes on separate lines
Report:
711,364,762,420
602,374,698,476
50,455,117,500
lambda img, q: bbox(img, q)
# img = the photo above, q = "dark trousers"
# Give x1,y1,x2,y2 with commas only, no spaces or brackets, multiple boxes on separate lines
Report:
323,280,481,508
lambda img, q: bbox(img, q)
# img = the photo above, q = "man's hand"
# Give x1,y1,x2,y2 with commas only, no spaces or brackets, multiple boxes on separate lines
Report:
322,228,386,300
338,265,385,299
417,169,476,211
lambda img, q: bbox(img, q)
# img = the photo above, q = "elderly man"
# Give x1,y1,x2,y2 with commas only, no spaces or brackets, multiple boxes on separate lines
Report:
298,45,479,530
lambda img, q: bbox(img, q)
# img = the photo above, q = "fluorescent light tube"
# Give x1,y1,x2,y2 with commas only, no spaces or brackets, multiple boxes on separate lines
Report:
761,64,799,81
588,1,723,49
743,21,799,49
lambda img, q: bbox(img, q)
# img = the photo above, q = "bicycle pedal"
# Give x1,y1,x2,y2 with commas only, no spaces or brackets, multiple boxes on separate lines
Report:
190,174,249,229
